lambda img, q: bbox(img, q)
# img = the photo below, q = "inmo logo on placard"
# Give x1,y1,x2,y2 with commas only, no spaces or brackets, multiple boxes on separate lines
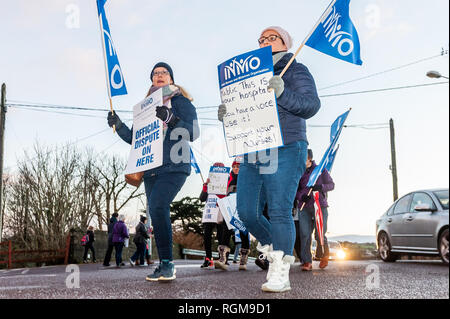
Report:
224,56,261,81
322,6,354,57
141,98,153,110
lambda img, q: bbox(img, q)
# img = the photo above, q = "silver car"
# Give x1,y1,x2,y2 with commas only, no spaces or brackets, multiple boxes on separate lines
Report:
376,189,449,264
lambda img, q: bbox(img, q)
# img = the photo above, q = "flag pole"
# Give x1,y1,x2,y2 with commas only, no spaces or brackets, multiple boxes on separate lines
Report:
97,5,116,133
280,0,337,78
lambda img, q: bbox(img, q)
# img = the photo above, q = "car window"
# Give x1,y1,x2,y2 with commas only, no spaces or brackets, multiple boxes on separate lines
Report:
433,190,449,210
410,193,436,213
386,203,395,216
394,195,412,215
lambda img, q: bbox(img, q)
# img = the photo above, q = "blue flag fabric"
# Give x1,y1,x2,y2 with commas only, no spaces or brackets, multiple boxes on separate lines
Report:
307,110,350,187
325,145,340,173
97,0,128,97
306,0,362,66
190,149,201,175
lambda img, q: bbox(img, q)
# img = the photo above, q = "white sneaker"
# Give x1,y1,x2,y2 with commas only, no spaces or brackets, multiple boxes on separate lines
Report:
261,251,295,293
129,258,136,267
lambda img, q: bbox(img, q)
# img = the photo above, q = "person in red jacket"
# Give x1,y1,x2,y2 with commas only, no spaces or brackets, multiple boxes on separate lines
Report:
199,163,227,269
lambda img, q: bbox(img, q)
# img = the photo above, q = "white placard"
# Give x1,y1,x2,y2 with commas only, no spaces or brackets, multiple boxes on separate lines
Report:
218,46,284,157
125,89,164,175
201,194,221,224
207,166,231,195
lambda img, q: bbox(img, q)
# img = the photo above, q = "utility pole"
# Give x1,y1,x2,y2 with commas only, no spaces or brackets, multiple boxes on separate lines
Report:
389,119,399,202
0,83,6,242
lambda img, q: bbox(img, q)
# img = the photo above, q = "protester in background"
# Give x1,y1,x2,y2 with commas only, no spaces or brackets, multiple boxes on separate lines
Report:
232,231,242,264
83,226,96,263
215,160,251,271
144,225,154,266
219,26,321,292
130,216,150,267
199,163,226,270
292,200,303,265
103,212,119,267
112,214,129,268
296,149,335,271
108,62,199,281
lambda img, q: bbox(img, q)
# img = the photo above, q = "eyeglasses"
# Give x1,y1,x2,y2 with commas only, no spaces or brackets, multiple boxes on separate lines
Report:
258,35,283,45
153,70,170,77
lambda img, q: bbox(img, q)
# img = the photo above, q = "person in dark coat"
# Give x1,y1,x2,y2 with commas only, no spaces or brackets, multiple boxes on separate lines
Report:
112,214,130,268
199,163,226,270
129,216,150,267
296,149,335,271
103,212,119,267
83,226,96,263
219,26,321,293
107,62,199,281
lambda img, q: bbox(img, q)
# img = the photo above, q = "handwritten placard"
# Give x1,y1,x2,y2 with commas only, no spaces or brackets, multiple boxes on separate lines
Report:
207,166,231,195
124,89,163,174
218,46,284,157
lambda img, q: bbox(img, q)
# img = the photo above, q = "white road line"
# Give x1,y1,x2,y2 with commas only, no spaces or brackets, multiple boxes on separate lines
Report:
21,269,29,275
174,264,203,269
0,286,50,290
0,274,57,280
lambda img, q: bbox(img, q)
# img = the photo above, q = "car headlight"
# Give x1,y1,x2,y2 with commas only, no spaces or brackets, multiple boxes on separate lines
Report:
336,250,346,260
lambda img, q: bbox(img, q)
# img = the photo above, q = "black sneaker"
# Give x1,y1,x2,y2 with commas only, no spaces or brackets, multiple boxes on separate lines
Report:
200,258,213,269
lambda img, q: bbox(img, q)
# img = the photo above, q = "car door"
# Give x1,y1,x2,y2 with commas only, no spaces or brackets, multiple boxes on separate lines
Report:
388,194,413,248
403,192,439,251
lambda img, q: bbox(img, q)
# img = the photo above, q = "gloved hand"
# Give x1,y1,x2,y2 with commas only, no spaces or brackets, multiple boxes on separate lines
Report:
156,106,179,128
301,194,312,203
312,185,323,192
218,104,227,122
268,76,285,98
107,111,123,130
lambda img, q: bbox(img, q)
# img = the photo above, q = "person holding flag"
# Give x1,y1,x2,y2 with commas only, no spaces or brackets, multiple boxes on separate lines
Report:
218,25,321,293
107,62,199,282
296,149,335,271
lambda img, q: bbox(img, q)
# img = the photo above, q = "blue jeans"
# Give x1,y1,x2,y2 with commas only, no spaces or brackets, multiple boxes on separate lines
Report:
237,141,308,256
114,242,124,266
299,207,329,263
144,172,188,261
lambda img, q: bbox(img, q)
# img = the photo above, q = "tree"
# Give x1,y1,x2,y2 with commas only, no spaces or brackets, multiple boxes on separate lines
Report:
170,197,204,236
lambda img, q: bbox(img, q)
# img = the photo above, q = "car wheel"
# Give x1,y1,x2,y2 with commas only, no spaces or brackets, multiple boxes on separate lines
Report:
439,229,449,265
378,232,398,262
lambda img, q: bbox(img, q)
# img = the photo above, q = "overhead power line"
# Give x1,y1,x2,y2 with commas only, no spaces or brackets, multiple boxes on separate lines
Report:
319,52,448,91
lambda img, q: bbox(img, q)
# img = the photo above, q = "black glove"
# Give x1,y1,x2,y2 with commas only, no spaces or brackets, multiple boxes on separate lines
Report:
312,185,323,192
107,111,123,130
301,194,312,202
156,106,179,128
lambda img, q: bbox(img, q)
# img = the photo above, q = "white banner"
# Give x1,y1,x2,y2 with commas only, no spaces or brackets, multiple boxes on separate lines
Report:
217,194,248,234
125,89,164,175
207,166,231,195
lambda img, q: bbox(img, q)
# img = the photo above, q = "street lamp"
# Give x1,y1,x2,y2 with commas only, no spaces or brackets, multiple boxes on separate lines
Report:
427,70,449,80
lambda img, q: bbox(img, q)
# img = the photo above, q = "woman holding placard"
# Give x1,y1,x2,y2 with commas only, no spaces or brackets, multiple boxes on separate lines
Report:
107,62,199,282
219,27,321,292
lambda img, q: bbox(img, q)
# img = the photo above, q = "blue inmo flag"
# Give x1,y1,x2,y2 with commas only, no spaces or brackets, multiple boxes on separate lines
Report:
306,0,362,66
97,0,127,97
190,149,201,175
307,110,350,187
325,144,340,173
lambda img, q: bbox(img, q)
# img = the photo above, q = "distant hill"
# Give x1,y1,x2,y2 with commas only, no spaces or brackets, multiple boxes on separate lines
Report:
328,235,376,244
